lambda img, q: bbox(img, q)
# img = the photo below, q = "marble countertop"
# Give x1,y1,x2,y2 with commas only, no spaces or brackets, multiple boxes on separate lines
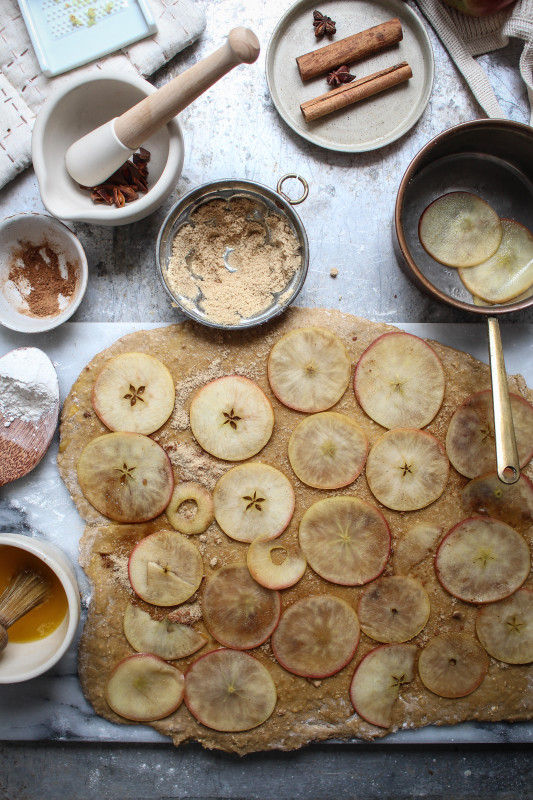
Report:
1,0,533,796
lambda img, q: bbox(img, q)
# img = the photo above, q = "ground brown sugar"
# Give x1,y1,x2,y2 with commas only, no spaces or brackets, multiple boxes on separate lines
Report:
166,197,301,325
6,240,79,317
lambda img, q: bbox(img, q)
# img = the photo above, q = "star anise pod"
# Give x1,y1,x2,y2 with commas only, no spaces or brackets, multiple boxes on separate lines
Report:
327,65,355,86
312,10,336,37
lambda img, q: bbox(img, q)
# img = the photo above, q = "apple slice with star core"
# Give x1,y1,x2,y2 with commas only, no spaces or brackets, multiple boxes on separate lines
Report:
288,411,368,490
435,517,530,604
202,563,281,649
271,594,360,678
445,390,533,478
92,352,175,435
128,530,203,606
189,375,274,461
123,603,207,660
77,431,174,522
366,428,449,511
353,332,445,429
105,653,185,721
298,496,390,586
267,327,351,412
213,462,294,542
349,643,417,728
185,649,277,732
246,536,307,590
476,588,533,664
357,576,430,643
418,632,488,698
418,191,502,267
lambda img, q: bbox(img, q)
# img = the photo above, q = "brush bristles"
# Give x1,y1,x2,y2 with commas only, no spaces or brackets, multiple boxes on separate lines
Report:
0,569,51,628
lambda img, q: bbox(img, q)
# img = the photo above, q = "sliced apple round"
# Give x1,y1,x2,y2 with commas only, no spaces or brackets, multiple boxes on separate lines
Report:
105,653,185,722
166,481,214,535
92,352,175,435
271,594,360,679
353,332,445,429
418,191,502,268
461,471,533,532
357,576,430,643
267,327,351,413
349,643,417,729
202,563,281,649
246,536,307,590
128,530,203,606
393,523,442,576
446,390,533,479
418,632,488,698
288,411,368,490
435,516,530,604
184,648,277,732
77,431,174,522
213,462,294,542
366,428,449,511
189,375,274,461
123,603,207,660
459,218,533,304
476,589,533,665
298,496,390,586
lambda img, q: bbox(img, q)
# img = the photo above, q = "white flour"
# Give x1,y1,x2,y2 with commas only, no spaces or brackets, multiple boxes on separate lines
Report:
0,348,58,426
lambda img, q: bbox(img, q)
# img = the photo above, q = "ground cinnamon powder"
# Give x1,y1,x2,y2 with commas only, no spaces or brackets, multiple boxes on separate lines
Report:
6,240,79,317
166,197,302,326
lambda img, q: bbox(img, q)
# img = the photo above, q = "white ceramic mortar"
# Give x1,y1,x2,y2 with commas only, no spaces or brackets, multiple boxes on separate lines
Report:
32,70,184,226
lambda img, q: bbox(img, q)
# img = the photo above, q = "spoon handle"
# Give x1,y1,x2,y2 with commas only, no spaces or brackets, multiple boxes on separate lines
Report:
115,28,260,150
487,316,520,484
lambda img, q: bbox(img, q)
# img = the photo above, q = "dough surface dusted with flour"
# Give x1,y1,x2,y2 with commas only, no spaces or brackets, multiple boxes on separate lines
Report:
57,307,533,754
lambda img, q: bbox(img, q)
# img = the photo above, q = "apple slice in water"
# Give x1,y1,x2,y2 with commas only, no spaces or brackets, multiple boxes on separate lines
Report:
202,563,281,649
476,588,533,664
185,649,277,732
418,633,488,698
418,191,502,267
357,576,430,643
271,594,360,679
353,332,445,429
189,375,274,461
123,603,207,660
105,653,185,722
349,643,417,729
459,219,533,304
366,428,449,511
392,523,442,576
246,536,306,590
298,496,390,586
213,462,294,542
92,352,175,435
288,411,368,490
267,327,351,412
166,481,214,535
461,471,533,532
446,390,533,478
128,530,203,606
77,432,174,522
435,517,530,604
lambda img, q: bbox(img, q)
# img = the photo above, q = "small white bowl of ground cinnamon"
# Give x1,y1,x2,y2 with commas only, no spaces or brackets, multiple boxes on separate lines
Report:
0,213,88,333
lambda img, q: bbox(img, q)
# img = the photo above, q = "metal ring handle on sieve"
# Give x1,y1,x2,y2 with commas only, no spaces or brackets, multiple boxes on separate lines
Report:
276,174,309,205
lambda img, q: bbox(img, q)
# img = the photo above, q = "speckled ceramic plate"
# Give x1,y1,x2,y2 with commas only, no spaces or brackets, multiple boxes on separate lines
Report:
266,0,434,152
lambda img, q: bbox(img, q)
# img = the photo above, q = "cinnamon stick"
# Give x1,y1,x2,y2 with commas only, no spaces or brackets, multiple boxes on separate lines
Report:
300,61,412,123
296,18,403,82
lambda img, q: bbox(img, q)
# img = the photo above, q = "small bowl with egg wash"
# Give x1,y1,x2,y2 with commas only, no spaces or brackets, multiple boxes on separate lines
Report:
0,533,80,684
0,213,88,333
156,176,310,329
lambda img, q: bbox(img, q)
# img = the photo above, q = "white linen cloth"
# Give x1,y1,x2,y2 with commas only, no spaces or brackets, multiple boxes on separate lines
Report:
416,0,533,123
0,0,205,189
